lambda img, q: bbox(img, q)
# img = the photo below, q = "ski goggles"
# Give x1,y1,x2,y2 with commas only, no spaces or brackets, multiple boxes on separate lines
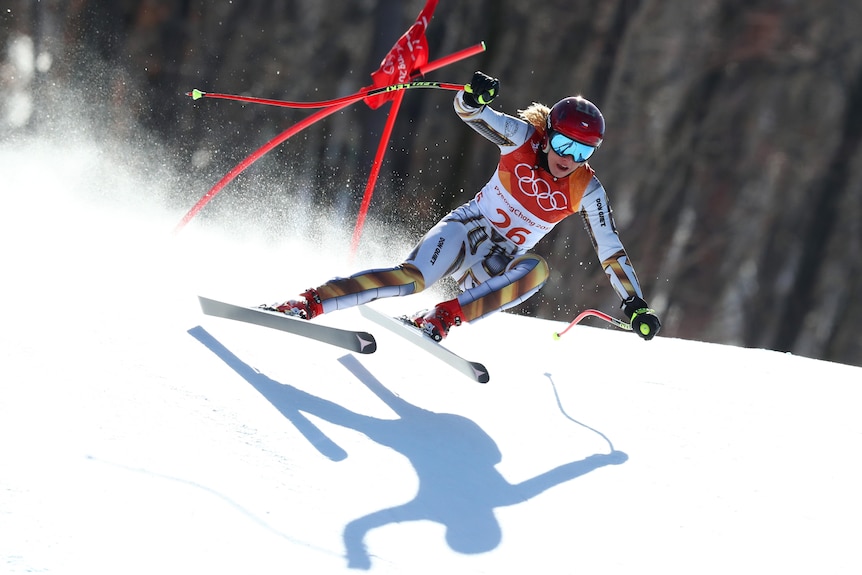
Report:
549,132,596,162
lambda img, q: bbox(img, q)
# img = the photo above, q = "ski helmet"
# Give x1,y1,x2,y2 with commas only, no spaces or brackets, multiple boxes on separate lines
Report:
547,96,605,148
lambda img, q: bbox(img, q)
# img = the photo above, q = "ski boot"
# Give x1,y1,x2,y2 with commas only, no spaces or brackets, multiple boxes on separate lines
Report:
411,299,464,341
271,288,323,320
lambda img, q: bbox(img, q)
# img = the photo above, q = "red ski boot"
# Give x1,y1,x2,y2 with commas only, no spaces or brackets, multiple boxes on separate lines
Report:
273,288,323,320
412,298,464,341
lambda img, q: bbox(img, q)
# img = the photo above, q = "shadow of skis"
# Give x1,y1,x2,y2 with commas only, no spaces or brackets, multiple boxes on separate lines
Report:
188,325,348,461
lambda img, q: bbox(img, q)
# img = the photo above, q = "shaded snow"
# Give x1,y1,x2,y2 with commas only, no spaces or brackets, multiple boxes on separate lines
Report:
1,136,861,574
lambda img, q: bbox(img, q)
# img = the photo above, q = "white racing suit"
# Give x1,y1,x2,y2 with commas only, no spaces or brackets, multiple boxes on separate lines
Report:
311,92,644,323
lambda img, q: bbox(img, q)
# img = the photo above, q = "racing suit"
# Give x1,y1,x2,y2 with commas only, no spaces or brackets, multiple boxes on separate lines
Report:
309,91,644,323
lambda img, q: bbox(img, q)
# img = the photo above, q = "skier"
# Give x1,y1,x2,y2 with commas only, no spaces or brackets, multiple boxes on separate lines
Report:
273,71,661,341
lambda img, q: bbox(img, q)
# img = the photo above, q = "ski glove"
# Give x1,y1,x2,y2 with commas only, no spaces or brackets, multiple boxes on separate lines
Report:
622,296,662,341
463,71,499,108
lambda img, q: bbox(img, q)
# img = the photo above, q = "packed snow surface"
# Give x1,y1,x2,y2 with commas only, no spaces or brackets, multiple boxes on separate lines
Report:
2,136,860,574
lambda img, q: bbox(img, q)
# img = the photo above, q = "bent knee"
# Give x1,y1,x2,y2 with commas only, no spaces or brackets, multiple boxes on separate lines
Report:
397,263,427,293
508,254,550,285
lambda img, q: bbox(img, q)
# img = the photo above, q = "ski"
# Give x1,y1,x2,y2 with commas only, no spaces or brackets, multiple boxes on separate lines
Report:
358,305,490,383
198,296,377,354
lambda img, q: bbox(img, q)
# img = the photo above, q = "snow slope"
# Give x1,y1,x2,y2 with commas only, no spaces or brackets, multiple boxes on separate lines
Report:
2,137,861,575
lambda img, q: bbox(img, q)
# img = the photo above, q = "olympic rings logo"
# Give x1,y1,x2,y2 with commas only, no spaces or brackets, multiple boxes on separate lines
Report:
514,163,568,211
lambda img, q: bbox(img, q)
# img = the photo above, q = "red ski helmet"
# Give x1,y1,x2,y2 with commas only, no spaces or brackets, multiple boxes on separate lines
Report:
546,96,605,148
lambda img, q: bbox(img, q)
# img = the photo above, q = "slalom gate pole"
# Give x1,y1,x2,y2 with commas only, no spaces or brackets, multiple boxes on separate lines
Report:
349,90,405,257
416,41,485,75
553,309,632,340
345,41,486,254
173,103,349,233
173,42,485,234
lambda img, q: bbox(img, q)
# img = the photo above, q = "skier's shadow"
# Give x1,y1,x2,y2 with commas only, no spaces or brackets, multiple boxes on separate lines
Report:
189,326,627,570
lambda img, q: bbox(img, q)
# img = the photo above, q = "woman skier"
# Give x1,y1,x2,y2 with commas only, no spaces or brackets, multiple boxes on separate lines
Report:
272,71,661,342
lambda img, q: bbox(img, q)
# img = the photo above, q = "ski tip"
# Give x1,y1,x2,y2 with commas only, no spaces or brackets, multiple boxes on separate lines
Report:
189,88,205,100
471,363,490,384
356,333,378,354
552,332,561,340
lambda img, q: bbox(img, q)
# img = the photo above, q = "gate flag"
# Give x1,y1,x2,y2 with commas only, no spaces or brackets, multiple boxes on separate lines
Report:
363,0,437,109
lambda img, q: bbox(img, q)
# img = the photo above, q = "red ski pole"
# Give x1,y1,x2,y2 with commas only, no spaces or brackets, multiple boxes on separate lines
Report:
553,309,632,340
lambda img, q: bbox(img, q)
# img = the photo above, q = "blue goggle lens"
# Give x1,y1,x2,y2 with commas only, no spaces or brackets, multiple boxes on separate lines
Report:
549,132,595,162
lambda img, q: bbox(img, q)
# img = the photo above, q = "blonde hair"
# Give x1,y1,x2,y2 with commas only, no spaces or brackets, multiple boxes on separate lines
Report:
518,102,551,133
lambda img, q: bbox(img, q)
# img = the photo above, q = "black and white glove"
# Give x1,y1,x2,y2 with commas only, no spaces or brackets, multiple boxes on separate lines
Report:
463,70,499,108
622,296,661,341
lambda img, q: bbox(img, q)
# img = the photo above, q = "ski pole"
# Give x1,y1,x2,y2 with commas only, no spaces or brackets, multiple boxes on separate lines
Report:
187,80,465,109
185,41,485,110
553,309,632,340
